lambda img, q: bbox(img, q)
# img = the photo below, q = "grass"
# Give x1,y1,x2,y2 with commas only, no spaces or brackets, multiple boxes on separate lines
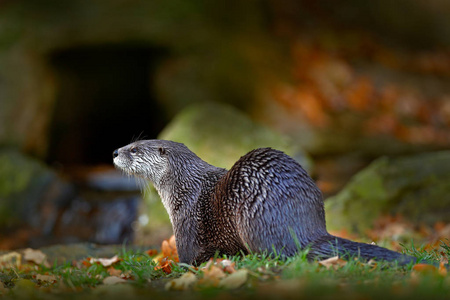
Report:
0,240,449,299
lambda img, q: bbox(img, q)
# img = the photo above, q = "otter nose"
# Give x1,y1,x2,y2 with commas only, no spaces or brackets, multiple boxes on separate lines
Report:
113,149,119,158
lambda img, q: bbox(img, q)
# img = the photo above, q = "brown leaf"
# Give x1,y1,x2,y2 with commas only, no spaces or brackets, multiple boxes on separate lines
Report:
318,256,347,270
202,258,236,273
23,248,50,267
161,235,179,262
107,266,122,277
220,259,237,274
165,272,197,291
81,259,92,268
412,264,437,274
89,255,121,267
438,262,448,276
154,257,173,274
120,270,134,279
169,235,177,248
201,265,226,286
145,249,158,256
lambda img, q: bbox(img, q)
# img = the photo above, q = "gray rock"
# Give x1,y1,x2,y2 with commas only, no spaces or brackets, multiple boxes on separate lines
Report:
325,151,450,234
0,148,141,246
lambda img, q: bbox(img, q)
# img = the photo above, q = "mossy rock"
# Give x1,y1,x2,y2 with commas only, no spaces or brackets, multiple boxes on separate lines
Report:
158,102,312,171
0,149,55,227
325,151,450,234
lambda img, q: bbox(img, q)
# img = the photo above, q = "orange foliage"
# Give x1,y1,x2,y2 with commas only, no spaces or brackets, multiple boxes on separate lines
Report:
272,39,450,146
153,235,179,274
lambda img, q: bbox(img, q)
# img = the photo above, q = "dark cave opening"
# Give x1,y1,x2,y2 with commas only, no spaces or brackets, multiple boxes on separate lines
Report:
47,45,169,166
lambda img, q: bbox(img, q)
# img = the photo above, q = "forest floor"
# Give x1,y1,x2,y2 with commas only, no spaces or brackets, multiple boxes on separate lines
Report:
0,231,449,300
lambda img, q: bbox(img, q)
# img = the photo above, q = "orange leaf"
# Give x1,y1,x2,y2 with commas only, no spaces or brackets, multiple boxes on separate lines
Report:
412,264,437,273
154,257,173,274
438,262,448,276
218,259,236,273
161,235,179,262
81,259,92,268
145,249,158,256
107,266,123,277
169,235,177,249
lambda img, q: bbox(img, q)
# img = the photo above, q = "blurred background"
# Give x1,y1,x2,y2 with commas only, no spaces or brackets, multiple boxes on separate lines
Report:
0,0,449,251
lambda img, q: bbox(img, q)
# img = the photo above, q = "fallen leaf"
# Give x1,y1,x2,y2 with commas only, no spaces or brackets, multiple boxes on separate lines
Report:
120,270,134,279
412,264,437,273
81,259,92,268
220,259,236,273
145,249,158,256
23,248,49,267
165,272,197,291
0,251,21,268
154,257,173,274
161,235,179,262
107,266,123,277
89,255,121,267
35,274,57,283
365,259,378,270
201,265,226,286
169,235,177,248
318,256,347,270
103,276,127,285
218,269,249,289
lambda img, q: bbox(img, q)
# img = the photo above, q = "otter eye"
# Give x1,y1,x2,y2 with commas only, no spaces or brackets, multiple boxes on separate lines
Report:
130,147,138,154
158,147,166,155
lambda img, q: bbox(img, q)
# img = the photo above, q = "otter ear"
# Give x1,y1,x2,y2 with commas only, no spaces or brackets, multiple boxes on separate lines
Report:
158,147,167,156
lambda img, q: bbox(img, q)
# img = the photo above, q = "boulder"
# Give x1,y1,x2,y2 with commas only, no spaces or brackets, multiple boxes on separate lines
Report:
137,102,313,239
158,102,312,171
0,148,60,228
325,151,450,234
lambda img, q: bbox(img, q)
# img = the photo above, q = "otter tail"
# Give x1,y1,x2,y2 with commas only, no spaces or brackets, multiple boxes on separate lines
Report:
308,235,417,266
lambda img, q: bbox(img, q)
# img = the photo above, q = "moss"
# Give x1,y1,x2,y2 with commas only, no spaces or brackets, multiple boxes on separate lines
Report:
159,102,312,170
0,149,54,227
325,151,450,234
325,158,389,233
0,154,34,197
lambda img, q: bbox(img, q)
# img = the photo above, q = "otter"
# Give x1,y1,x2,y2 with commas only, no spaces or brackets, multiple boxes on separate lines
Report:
113,139,416,266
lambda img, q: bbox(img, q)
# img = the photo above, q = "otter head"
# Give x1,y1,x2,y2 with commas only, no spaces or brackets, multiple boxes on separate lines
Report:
113,139,200,186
